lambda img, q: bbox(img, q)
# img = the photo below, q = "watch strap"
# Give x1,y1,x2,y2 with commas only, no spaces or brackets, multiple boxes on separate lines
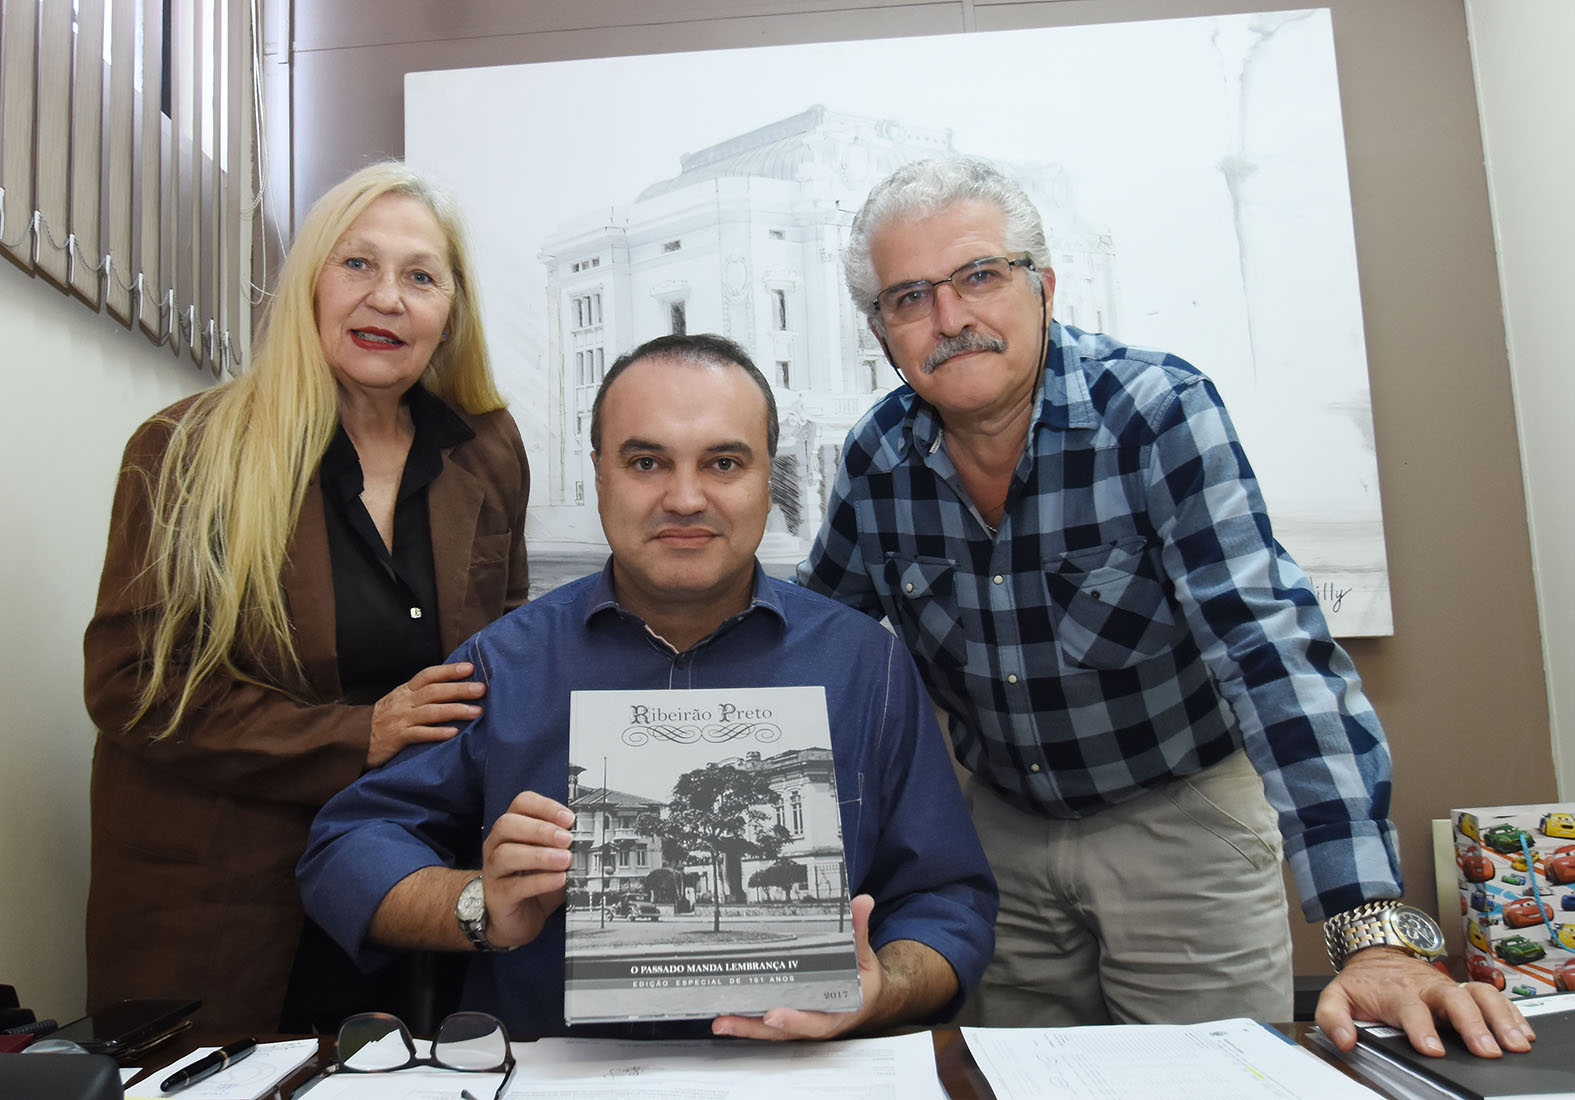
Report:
1323,900,1441,971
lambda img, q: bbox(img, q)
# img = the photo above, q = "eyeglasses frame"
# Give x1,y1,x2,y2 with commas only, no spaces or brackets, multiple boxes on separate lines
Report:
871,254,1037,324
327,1011,516,1100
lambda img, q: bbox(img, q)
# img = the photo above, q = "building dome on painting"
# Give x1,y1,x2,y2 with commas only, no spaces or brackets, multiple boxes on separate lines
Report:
637,106,954,202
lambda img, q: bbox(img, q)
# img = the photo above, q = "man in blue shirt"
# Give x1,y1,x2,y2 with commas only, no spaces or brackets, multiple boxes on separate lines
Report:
299,333,996,1040
799,157,1528,1058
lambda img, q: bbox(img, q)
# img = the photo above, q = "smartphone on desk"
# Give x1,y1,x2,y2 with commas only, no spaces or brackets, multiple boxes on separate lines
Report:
49,996,200,1057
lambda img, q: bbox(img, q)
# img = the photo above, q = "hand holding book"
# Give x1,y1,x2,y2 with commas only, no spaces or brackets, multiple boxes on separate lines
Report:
706,894,958,1041
477,790,577,950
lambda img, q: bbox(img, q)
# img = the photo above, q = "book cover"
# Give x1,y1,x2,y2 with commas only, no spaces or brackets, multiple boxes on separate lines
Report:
1452,803,1575,998
563,686,862,1024
1347,995,1575,1100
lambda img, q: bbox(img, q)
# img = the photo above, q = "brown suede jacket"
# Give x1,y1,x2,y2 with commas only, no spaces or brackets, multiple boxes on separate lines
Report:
82,390,529,1034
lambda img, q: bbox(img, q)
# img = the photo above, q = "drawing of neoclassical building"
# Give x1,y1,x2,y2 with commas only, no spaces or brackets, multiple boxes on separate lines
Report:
567,746,851,908
685,746,846,904
538,105,1119,566
567,766,666,905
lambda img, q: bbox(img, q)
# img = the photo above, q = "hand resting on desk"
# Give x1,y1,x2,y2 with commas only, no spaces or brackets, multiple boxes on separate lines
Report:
1316,947,1535,1059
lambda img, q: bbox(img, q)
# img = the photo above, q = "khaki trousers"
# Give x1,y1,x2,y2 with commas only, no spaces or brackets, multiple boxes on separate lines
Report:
962,749,1294,1026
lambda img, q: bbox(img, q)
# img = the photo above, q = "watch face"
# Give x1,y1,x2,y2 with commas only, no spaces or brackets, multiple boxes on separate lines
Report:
1392,906,1445,955
457,878,487,922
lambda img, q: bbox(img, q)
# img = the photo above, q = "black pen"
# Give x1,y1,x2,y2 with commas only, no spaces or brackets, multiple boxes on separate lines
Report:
160,1038,257,1094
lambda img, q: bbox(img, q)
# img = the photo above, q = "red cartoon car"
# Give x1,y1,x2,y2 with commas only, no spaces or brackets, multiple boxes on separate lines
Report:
1465,953,1507,990
1555,960,1575,993
1504,897,1554,928
1545,851,1575,886
1459,844,1495,883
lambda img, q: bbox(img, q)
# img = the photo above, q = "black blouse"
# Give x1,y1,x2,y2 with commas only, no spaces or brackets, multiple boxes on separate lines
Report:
319,385,476,703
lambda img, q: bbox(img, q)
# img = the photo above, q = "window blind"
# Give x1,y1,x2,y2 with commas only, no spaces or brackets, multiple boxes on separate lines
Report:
0,0,255,374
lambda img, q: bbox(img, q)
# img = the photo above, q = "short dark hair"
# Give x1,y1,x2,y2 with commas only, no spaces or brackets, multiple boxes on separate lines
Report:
590,333,780,458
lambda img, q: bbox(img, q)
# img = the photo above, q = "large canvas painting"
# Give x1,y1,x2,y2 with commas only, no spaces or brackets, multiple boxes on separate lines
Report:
406,8,1393,635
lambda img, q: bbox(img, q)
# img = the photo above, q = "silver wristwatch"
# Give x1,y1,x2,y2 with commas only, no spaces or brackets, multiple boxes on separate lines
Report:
456,874,507,952
1323,900,1446,970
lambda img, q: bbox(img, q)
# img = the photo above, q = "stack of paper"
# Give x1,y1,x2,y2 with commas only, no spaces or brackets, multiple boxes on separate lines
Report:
963,1018,1385,1100
125,1038,318,1100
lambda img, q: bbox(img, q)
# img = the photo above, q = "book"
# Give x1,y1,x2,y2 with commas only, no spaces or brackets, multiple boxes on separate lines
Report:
1316,994,1575,1100
563,686,862,1024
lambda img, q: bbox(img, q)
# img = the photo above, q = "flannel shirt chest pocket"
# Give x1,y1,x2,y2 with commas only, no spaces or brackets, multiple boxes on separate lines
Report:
883,553,968,669
1043,537,1178,670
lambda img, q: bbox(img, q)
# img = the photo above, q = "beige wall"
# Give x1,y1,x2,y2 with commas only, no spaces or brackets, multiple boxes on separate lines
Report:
0,261,204,1022
1465,0,1575,797
272,0,1554,976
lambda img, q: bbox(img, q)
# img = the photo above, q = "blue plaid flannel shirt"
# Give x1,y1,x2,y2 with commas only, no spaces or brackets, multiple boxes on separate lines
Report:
799,322,1402,920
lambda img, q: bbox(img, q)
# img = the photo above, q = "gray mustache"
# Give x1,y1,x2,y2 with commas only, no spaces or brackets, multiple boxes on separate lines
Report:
921,331,1007,374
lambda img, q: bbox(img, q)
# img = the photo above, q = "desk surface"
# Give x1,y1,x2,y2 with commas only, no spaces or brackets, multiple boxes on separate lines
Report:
126,1023,1377,1100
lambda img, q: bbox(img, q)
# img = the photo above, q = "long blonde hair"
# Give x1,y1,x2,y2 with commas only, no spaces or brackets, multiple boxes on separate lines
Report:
134,161,504,739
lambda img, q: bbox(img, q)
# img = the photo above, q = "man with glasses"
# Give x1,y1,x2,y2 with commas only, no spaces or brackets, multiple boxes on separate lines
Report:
798,157,1529,1059
299,333,996,1041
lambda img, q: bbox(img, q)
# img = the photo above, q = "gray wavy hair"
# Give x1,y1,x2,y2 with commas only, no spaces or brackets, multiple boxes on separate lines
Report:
844,157,1049,329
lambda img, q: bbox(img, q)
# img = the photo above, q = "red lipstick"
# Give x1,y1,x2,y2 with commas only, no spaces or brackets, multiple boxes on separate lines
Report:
350,327,405,350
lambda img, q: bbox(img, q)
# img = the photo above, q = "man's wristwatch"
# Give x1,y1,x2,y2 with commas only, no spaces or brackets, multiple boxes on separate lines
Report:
456,874,507,952
1323,900,1446,971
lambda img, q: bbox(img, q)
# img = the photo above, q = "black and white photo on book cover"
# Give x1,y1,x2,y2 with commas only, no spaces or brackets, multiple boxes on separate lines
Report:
564,686,861,1024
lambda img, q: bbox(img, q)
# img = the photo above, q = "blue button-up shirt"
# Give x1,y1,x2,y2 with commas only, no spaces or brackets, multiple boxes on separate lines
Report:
299,562,997,1037
799,322,1400,921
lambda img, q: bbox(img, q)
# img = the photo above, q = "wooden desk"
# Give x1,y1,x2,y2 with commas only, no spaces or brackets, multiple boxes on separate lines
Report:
127,1023,1374,1100
931,1026,998,1099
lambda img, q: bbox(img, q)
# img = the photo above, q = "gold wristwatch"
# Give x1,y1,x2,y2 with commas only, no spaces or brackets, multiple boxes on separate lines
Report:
1323,900,1446,970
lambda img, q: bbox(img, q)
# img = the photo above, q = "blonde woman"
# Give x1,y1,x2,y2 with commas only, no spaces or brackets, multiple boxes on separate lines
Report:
83,162,529,1035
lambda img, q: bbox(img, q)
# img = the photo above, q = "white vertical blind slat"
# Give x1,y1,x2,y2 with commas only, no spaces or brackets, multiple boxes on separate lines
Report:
229,0,252,370
168,0,189,358
227,0,251,372
34,0,71,288
69,0,107,306
0,0,38,273
3,0,250,368
105,0,137,322
137,0,165,338
202,0,220,372
184,0,202,365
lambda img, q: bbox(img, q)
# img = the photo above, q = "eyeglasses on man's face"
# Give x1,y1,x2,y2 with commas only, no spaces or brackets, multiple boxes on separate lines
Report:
873,254,1036,324
329,1011,515,1100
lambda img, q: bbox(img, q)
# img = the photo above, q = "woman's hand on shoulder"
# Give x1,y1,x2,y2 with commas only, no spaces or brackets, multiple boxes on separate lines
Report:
367,662,485,767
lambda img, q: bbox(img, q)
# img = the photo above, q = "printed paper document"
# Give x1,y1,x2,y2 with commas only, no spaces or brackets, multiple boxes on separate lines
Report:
963,1018,1384,1100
